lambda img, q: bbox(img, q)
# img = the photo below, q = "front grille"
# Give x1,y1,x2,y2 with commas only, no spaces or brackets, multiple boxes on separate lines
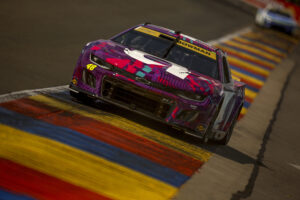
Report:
102,77,172,119
176,110,199,122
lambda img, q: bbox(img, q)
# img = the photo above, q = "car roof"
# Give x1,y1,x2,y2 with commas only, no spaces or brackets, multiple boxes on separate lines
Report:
142,24,218,53
265,4,293,16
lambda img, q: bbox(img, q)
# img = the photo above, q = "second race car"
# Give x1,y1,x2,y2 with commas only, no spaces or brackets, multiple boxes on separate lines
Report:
255,4,299,35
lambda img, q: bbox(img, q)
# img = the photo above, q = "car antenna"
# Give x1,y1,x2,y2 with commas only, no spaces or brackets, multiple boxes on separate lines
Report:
144,22,151,25
163,30,181,58
216,48,225,54
175,30,181,41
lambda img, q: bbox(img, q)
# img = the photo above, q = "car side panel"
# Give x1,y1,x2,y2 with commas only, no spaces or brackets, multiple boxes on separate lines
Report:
212,82,244,135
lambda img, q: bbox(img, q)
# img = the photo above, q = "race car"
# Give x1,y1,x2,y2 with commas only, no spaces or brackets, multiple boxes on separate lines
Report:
69,23,245,145
255,4,299,35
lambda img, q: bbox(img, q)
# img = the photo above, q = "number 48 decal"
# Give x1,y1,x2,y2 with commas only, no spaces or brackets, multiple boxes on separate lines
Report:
86,64,97,71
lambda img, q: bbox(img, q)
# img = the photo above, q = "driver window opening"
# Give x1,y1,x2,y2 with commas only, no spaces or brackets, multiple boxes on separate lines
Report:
223,57,230,83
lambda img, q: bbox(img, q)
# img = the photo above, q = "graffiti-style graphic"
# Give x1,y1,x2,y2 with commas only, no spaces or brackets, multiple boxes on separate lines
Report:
70,24,245,144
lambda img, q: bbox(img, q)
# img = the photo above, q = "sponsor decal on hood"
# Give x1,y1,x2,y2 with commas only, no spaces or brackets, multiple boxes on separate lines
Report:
124,48,189,79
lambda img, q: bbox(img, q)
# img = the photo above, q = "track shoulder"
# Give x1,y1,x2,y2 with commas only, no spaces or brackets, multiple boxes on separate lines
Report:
173,50,296,200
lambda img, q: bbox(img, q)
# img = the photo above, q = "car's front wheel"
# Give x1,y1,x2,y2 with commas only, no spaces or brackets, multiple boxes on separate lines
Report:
203,102,223,143
216,105,242,145
217,116,237,145
69,90,89,102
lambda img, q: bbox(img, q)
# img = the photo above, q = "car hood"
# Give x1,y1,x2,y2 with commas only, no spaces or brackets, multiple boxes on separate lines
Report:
90,40,222,96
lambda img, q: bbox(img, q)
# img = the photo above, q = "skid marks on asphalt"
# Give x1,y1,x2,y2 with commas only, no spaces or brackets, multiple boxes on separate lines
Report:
0,28,299,200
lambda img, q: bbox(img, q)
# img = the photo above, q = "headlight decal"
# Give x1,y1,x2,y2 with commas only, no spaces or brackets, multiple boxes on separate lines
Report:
90,54,114,70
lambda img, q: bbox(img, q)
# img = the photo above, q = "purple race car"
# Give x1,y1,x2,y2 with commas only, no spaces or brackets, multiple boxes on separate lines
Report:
69,23,245,144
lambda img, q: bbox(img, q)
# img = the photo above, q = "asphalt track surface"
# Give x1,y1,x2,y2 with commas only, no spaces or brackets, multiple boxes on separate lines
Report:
1,0,300,200
0,0,254,95
243,45,300,200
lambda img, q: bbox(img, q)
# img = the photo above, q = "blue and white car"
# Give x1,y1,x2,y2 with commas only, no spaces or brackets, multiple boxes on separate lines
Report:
255,5,298,35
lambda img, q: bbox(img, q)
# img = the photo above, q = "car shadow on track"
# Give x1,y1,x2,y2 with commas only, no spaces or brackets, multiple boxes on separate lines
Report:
47,90,256,165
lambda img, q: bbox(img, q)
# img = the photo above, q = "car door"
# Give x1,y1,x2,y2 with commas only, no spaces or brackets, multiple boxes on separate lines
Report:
213,54,238,134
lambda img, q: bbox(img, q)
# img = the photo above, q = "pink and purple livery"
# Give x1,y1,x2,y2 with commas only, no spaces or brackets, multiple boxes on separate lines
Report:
69,23,245,144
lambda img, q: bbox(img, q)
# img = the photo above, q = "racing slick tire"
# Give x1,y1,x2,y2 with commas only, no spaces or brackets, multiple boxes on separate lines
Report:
217,104,243,145
217,116,237,145
203,100,223,143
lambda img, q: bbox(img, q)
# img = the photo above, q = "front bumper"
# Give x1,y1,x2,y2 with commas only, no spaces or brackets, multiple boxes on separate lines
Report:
70,71,217,139
101,76,172,119
70,46,219,139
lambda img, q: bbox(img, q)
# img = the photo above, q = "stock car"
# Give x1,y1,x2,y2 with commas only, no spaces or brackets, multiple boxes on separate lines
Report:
69,23,245,145
255,5,298,34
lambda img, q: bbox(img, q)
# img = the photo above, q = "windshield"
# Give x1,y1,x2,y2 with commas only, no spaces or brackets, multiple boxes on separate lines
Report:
166,45,219,80
269,9,291,18
112,29,219,80
112,30,174,57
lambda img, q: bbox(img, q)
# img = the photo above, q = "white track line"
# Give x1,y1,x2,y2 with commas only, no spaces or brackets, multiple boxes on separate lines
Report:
289,163,300,171
208,26,252,45
0,85,68,103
